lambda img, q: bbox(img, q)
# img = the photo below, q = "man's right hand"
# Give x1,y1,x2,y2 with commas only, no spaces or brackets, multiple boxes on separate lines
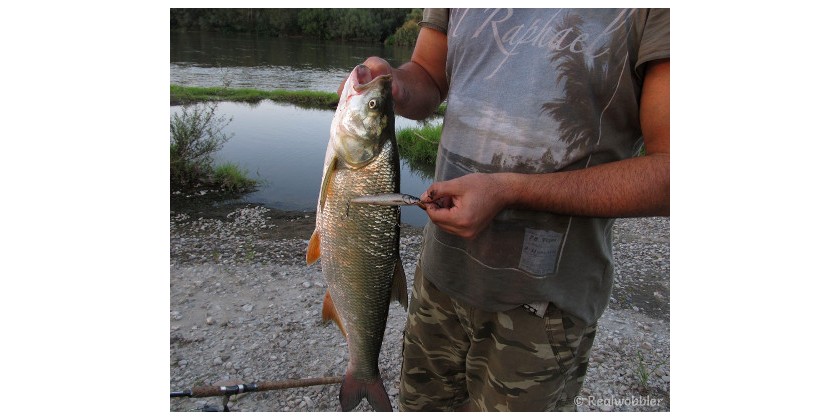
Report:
338,27,449,121
336,57,397,98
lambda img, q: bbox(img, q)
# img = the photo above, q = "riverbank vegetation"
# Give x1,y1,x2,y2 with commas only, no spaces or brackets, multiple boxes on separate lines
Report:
170,85,447,116
170,103,258,193
170,8,421,44
396,124,441,167
170,85,338,109
384,9,422,46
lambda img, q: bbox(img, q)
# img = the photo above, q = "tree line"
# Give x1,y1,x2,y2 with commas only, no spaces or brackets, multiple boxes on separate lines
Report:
170,8,421,45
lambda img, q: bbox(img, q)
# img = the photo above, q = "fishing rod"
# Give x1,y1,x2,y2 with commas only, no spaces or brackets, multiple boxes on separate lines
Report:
171,375,343,411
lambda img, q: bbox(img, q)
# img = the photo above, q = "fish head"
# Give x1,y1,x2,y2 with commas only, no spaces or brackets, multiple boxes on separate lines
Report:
330,65,394,169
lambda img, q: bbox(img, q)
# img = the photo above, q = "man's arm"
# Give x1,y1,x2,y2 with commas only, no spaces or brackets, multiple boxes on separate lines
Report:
422,59,670,239
391,27,448,119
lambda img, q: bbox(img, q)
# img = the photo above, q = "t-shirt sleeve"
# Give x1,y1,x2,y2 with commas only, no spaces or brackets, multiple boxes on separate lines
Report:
635,8,670,75
420,8,449,34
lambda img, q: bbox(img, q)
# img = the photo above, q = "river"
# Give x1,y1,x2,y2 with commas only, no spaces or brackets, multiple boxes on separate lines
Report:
170,31,434,226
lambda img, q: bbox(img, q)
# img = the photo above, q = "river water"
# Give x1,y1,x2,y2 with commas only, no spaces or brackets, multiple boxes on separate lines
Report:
170,31,414,91
170,31,434,226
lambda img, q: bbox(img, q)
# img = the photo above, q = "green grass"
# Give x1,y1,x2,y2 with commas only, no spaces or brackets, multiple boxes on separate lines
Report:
170,85,339,109
171,84,447,115
635,350,669,390
396,123,442,166
213,163,259,192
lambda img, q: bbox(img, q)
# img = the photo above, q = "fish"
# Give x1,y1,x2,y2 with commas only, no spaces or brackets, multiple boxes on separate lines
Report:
305,64,407,412
351,193,426,209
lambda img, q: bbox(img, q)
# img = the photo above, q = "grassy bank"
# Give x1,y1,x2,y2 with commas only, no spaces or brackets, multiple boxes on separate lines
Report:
170,85,339,109
170,85,447,116
396,124,441,167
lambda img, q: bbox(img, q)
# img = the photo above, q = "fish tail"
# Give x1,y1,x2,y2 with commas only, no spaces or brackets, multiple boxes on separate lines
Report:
339,372,393,412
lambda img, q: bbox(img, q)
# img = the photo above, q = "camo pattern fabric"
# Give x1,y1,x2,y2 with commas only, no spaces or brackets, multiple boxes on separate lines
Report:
399,265,598,411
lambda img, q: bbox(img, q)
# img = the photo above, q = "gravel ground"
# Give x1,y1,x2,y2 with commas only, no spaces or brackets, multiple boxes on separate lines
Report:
169,205,670,412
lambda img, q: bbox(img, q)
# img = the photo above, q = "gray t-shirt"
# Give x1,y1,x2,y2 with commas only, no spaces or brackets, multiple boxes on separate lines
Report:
419,8,669,325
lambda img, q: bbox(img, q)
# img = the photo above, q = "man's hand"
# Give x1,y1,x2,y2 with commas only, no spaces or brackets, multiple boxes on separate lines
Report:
336,57,400,100
336,27,448,120
421,173,511,240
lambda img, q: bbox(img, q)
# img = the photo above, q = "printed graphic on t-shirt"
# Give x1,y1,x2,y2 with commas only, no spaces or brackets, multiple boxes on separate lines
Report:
443,8,641,172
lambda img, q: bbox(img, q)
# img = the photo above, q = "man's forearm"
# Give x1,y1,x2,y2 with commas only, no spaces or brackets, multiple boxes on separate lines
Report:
497,152,670,218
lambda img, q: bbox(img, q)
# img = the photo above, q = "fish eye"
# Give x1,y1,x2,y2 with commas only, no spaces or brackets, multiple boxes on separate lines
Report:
368,99,378,109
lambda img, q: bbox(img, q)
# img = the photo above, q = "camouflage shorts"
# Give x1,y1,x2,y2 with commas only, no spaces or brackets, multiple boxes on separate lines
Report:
399,265,597,412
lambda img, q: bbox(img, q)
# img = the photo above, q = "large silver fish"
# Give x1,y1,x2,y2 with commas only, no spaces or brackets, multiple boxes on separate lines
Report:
305,65,407,412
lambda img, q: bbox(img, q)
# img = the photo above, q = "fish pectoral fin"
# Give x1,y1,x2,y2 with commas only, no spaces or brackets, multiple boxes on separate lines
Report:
307,156,337,266
306,229,321,265
322,289,347,337
319,155,339,211
391,258,408,309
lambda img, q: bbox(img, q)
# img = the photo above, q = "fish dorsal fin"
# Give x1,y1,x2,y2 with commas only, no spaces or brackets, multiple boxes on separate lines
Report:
391,258,408,309
322,289,347,337
305,229,321,266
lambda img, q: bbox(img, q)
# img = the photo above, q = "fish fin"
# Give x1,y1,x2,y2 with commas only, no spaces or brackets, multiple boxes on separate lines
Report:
319,155,339,211
391,258,408,309
305,229,321,265
307,155,337,266
322,289,347,337
339,372,392,412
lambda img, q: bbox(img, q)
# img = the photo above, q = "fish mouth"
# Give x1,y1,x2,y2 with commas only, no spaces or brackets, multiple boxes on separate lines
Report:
350,64,392,93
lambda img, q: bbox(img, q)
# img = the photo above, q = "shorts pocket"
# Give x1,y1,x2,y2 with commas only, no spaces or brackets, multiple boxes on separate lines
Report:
543,306,589,374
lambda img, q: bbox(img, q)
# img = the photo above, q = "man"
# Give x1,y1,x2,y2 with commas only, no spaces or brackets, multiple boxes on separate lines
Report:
348,8,669,411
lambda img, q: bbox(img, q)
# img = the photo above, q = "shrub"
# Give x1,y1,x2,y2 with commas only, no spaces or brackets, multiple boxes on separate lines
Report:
170,103,233,189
